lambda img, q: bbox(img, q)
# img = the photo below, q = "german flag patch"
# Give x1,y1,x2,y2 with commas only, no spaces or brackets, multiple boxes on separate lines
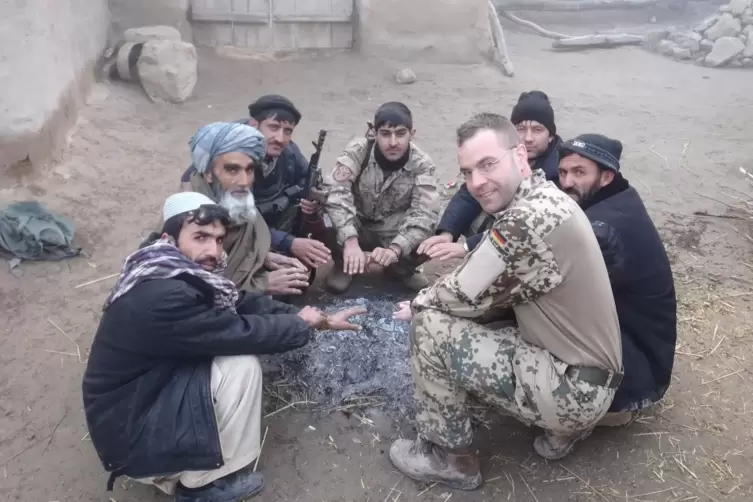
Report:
490,228,507,252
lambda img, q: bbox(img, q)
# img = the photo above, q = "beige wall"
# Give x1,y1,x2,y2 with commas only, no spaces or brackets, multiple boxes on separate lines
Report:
0,0,110,173
357,0,494,64
109,0,192,42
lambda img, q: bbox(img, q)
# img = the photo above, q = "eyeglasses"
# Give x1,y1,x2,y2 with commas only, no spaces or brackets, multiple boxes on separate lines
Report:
186,204,231,227
460,147,516,180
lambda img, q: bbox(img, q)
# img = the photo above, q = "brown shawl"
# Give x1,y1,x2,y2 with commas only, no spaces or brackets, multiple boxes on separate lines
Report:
153,174,271,292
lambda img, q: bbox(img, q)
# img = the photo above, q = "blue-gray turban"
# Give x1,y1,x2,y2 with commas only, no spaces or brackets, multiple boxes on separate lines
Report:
189,122,267,174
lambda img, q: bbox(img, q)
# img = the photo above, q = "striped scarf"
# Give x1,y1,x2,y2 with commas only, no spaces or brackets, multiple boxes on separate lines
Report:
104,238,239,312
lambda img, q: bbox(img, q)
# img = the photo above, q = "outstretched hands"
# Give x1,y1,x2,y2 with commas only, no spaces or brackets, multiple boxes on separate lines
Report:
297,305,368,331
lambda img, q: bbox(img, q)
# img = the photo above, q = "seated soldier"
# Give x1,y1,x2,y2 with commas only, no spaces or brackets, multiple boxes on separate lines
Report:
390,113,622,491
181,94,331,270
558,134,677,426
175,121,311,296
322,102,440,293
418,91,563,262
82,192,365,501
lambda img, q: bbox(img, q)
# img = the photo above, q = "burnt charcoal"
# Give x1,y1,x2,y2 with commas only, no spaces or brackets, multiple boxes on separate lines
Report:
265,295,415,415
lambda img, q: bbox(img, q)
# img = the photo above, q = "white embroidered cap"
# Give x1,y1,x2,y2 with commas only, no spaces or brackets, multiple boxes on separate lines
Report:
163,192,217,221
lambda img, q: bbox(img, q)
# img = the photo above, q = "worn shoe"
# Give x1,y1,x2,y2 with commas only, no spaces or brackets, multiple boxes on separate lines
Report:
174,469,265,502
596,411,634,427
389,438,483,490
325,265,352,294
533,428,592,460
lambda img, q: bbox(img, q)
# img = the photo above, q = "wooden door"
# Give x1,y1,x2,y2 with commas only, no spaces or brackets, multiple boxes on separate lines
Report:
191,0,354,50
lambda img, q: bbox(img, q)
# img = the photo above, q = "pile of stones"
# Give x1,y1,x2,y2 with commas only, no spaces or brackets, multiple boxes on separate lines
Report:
650,0,753,68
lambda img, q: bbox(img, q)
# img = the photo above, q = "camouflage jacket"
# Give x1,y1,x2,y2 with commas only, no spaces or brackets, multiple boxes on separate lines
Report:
412,171,622,370
322,137,440,256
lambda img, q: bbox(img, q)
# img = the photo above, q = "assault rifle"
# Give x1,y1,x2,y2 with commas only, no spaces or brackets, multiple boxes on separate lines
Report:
295,129,330,242
304,129,328,204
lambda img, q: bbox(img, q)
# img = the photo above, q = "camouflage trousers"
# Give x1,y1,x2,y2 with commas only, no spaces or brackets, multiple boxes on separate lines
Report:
335,212,426,277
410,310,616,449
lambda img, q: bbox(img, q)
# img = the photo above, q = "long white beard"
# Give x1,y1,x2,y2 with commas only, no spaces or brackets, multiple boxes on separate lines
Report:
219,189,258,225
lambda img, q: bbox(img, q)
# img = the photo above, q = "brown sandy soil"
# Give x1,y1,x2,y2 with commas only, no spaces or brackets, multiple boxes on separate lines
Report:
1,30,753,502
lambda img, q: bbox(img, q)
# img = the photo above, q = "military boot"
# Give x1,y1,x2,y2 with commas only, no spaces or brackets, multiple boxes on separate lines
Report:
389,438,483,490
326,261,352,294
386,263,430,292
596,411,635,427
533,428,593,460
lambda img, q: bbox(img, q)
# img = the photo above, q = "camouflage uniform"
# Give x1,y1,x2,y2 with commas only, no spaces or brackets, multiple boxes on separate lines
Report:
323,137,440,274
409,171,623,450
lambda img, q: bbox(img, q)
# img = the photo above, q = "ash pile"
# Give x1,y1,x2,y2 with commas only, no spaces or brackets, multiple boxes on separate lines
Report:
264,295,415,416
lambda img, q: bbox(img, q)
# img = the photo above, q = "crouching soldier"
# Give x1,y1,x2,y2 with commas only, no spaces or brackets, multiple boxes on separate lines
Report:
322,102,440,293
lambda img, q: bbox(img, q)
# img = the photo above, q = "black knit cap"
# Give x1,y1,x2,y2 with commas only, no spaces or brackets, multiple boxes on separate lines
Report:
374,101,413,130
248,94,302,124
510,90,556,135
560,133,623,172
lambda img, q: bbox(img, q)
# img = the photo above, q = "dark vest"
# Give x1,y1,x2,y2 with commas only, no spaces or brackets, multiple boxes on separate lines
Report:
252,141,308,228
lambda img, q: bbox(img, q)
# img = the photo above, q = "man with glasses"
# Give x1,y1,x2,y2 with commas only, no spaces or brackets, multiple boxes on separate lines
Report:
322,101,440,293
418,90,562,263
389,113,623,491
84,192,365,501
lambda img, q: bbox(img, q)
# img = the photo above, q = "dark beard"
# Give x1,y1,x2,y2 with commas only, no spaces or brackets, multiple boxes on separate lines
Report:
564,182,601,206
374,144,410,172
569,173,631,210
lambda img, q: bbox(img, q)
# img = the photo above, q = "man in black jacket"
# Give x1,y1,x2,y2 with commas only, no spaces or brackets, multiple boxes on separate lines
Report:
82,191,364,501
181,95,331,269
418,91,563,261
558,134,677,425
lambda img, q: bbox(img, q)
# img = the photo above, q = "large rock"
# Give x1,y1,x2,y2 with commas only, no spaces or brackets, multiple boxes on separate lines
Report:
672,47,694,60
700,39,715,52
705,36,746,66
124,25,182,43
743,25,753,37
137,39,197,103
395,68,417,84
728,0,751,15
695,15,720,33
656,39,677,55
743,14,753,26
705,14,742,41
672,31,702,52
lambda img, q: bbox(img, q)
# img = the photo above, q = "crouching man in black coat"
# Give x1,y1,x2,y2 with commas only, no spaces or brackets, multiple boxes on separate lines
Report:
82,192,364,502
558,134,677,426
418,91,563,262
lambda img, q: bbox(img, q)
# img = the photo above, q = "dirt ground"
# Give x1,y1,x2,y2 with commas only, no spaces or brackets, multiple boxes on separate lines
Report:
2,20,753,502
